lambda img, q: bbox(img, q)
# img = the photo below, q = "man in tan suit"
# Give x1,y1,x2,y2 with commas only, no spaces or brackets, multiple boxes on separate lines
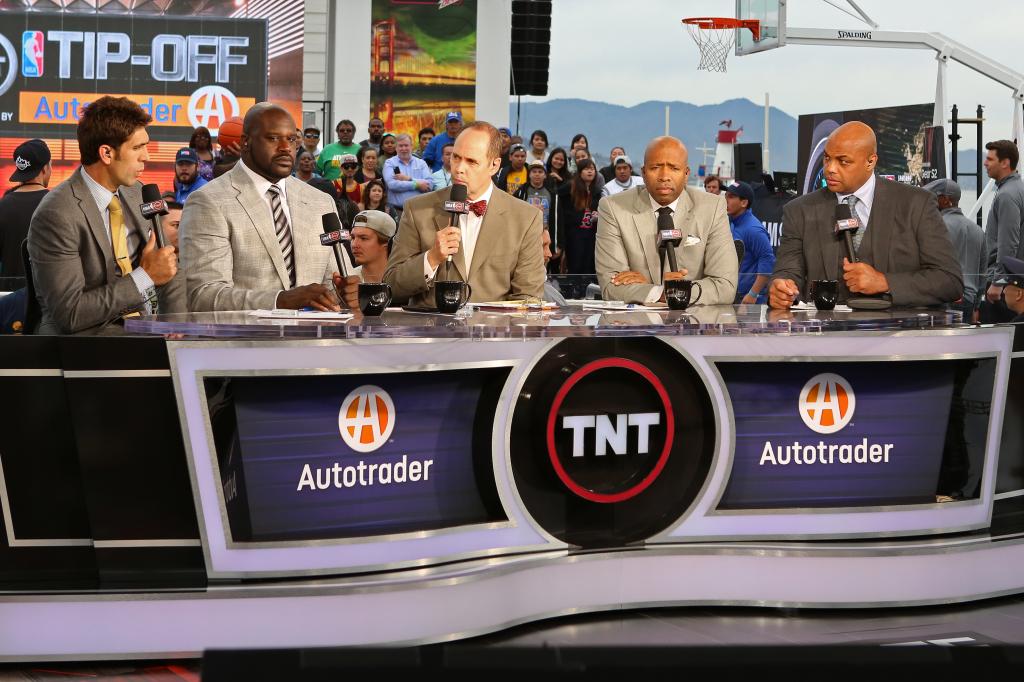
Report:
383,121,545,307
181,103,356,312
596,136,738,304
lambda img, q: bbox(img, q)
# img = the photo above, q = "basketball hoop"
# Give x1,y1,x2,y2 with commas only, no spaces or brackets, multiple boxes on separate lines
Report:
682,17,761,72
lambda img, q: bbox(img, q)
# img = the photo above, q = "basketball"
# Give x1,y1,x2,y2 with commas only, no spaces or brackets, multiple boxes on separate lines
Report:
216,116,244,150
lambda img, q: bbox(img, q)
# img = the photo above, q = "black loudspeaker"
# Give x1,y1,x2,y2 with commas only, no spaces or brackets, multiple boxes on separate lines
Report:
510,0,551,96
733,143,764,183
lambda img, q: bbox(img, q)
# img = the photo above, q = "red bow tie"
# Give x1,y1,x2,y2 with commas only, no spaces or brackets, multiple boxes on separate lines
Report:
469,199,488,217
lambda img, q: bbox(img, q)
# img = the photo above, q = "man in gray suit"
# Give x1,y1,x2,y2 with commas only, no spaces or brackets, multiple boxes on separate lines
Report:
770,121,962,308
28,96,182,334
596,136,738,304
181,103,356,312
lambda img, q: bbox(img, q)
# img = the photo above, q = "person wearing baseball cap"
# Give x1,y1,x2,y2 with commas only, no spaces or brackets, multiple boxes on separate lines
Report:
349,209,397,284
924,177,987,321
422,111,464,172
173,147,208,204
1,139,52,278
725,180,775,305
496,143,528,194
601,154,645,197
994,255,1024,322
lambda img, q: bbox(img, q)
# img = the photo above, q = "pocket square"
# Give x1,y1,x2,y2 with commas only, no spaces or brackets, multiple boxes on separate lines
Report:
684,235,702,247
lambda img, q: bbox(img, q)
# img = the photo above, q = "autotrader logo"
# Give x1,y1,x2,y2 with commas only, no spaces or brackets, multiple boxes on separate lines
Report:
338,385,395,453
799,373,855,434
187,85,240,136
0,33,17,97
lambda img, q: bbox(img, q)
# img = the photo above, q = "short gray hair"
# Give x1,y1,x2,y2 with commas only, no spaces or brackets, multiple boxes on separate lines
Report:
395,133,413,145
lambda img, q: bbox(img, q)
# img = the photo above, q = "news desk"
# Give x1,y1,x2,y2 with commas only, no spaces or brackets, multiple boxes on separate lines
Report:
0,305,1022,659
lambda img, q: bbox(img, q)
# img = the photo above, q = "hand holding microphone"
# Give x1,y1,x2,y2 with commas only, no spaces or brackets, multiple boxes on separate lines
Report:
429,184,469,271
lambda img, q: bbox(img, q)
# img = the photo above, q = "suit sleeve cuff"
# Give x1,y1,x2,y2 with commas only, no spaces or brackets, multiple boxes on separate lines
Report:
645,286,664,304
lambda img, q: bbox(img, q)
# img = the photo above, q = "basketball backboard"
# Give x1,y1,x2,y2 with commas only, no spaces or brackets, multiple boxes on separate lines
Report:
736,0,786,55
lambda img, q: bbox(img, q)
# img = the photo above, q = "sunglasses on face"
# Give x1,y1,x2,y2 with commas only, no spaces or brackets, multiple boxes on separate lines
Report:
342,163,358,169
304,133,319,139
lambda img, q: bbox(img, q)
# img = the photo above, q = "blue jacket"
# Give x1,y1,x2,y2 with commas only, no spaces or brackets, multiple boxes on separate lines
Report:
422,132,457,172
729,208,775,304
175,175,208,204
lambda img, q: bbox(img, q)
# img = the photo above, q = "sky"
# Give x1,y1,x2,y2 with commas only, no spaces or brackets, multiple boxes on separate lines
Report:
531,0,1024,146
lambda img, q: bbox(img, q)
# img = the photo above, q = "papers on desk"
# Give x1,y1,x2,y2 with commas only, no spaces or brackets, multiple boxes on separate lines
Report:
790,302,853,312
249,309,354,320
568,300,669,311
469,301,560,312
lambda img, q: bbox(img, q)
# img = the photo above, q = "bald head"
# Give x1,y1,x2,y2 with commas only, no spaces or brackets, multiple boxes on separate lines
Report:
642,136,690,206
241,102,298,182
243,102,294,137
822,121,878,194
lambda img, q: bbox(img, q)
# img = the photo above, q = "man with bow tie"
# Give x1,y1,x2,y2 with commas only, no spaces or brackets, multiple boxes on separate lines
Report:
384,121,546,307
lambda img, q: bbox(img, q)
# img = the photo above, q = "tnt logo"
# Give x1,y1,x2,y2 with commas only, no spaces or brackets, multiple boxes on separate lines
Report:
799,373,855,434
187,85,240,137
561,413,661,457
21,31,43,78
338,385,395,453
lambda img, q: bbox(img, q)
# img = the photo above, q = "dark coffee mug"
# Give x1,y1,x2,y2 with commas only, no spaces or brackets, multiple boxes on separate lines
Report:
434,280,472,314
810,279,838,310
664,279,702,310
358,282,392,315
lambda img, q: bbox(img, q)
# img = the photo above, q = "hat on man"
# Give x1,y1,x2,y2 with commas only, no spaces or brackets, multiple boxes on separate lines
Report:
339,153,358,166
725,180,755,208
446,111,463,123
997,256,1024,288
353,210,397,240
175,147,199,164
510,143,527,154
923,178,961,203
498,126,512,136
528,158,546,170
9,139,50,182
613,154,633,167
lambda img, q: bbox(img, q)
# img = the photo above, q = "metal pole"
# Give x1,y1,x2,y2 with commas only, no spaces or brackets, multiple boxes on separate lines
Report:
949,104,959,181
664,105,670,137
763,92,771,175
977,104,985,226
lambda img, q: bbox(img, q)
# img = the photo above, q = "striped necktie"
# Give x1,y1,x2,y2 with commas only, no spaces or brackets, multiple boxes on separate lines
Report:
266,185,296,287
846,195,865,254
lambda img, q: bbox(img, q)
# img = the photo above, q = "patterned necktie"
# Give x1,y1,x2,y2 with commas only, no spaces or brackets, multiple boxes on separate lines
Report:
846,195,865,254
267,185,296,287
109,195,132,276
469,199,487,217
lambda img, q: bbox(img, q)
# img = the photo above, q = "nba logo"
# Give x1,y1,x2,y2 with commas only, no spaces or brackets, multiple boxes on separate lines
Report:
21,31,43,78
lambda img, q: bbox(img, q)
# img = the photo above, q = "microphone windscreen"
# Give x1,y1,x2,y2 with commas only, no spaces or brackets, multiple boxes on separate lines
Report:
141,183,162,203
835,202,852,220
450,183,468,202
321,212,342,233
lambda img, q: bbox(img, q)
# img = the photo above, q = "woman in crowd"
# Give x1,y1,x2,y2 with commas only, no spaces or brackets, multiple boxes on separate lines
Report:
378,133,397,169
355,146,379,184
190,126,216,180
528,129,549,164
566,133,589,174
294,149,320,183
556,159,601,276
545,147,571,192
360,178,400,224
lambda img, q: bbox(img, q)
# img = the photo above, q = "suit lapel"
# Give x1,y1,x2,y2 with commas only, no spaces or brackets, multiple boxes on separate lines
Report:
285,179,320,284
863,178,890,272
230,165,289,289
69,169,116,282
632,189,661,283
468,190,505,281
817,191,842,280
673,189,696,265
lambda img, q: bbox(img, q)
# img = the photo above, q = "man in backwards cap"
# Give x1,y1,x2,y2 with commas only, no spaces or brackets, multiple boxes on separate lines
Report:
349,210,397,284
995,255,1024,322
0,139,52,278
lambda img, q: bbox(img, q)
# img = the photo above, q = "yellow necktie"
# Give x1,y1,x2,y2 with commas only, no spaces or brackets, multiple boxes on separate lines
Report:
109,195,132,276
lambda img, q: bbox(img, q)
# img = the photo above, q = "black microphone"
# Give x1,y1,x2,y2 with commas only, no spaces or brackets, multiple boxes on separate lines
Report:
320,212,350,278
139,183,168,249
655,209,682,275
834,202,861,264
442,184,469,277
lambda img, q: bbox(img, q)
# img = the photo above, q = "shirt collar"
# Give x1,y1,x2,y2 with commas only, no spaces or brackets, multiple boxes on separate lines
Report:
238,158,288,199
468,182,495,204
997,171,1021,188
648,193,680,214
80,166,117,211
836,173,876,210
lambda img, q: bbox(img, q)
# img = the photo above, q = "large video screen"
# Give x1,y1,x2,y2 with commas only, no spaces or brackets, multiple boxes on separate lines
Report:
0,3,304,193
797,102,946,195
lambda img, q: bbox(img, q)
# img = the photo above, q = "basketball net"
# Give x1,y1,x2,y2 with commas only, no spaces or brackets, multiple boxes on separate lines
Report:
682,18,760,73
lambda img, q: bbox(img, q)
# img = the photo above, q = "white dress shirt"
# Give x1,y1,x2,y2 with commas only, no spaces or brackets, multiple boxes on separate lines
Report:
642,194,682,303
835,173,876,228
424,182,496,281
237,158,293,228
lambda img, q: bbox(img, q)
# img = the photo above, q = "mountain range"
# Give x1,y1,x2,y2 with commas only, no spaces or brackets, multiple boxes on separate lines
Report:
508,98,983,189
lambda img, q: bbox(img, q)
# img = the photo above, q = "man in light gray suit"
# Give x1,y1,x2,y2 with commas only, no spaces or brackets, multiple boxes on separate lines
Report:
596,136,738,304
28,96,182,334
770,121,961,308
181,103,356,312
